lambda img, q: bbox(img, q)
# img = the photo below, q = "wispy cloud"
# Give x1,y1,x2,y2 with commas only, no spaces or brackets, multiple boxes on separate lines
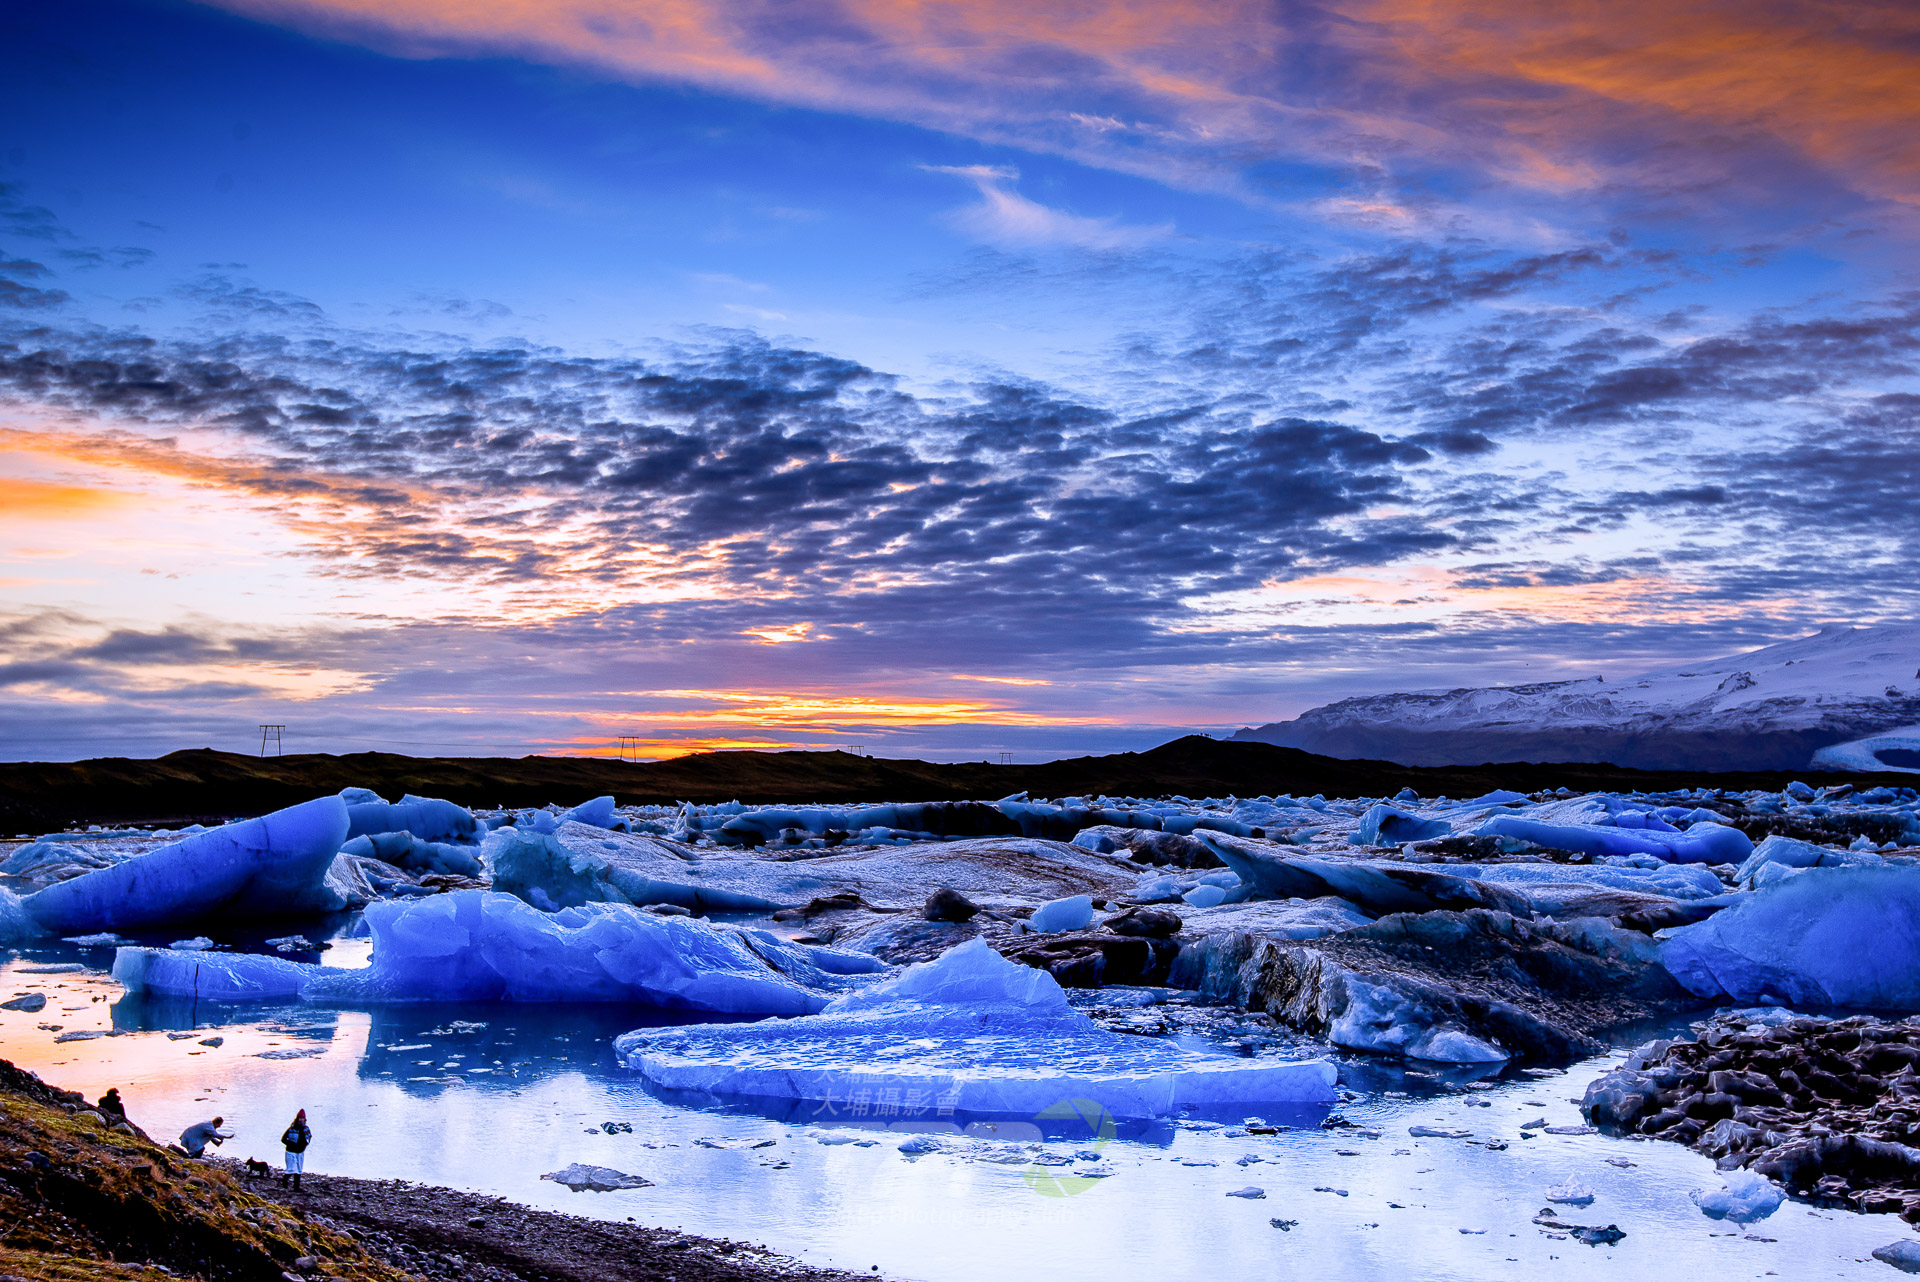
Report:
925,165,1173,250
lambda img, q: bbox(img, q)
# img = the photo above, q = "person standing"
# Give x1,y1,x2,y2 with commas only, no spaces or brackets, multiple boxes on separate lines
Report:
178,1116,231,1158
279,1109,312,1190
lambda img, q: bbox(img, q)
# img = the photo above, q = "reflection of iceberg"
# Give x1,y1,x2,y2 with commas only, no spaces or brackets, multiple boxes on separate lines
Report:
113,891,885,1015
617,939,1338,1121
24,797,350,934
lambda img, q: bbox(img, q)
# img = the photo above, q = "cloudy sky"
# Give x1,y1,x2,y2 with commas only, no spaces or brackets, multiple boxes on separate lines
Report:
2,0,1917,762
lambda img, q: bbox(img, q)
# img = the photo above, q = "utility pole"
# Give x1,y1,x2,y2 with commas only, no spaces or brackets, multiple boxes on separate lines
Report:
258,724,285,757
997,751,1013,765
617,735,642,763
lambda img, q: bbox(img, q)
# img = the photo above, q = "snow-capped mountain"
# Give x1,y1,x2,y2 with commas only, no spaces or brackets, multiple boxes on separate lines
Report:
1231,625,1920,772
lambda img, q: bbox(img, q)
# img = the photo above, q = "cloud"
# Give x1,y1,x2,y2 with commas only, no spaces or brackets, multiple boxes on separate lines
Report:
198,0,1920,233
925,165,1173,250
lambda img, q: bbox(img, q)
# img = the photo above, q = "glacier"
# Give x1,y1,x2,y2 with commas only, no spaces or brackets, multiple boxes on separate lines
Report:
616,938,1339,1120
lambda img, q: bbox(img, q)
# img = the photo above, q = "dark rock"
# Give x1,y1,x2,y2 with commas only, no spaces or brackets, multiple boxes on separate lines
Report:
923,888,980,923
996,932,1175,987
1102,907,1182,938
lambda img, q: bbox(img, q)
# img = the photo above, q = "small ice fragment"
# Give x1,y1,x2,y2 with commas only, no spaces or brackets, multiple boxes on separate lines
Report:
1546,1178,1595,1206
1872,1241,1920,1273
1692,1170,1783,1223
169,937,214,951
1544,1125,1595,1136
541,1163,653,1191
1,994,46,1012
1027,895,1094,933
1408,1126,1473,1138
1226,1187,1266,1199
898,1136,941,1155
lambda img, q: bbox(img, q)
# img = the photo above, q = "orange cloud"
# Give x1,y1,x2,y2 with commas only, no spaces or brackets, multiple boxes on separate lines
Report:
0,476,129,519
203,0,1920,208
1366,0,1920,203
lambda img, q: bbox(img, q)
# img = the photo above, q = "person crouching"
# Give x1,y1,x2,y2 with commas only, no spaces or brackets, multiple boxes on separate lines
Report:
279,1109,312,1190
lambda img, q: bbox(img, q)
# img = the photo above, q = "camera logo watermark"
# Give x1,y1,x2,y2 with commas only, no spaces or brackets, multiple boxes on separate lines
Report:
1021,1098,1115,1198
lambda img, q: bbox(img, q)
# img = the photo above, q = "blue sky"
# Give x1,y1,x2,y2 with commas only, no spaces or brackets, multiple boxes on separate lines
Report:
2,0,1917,761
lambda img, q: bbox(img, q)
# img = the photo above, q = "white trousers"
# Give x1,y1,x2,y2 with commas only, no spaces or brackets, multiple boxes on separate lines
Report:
284,1150,305,1173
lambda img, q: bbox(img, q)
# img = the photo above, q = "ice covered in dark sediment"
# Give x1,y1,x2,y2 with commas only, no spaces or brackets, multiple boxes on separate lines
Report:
616,938,1337,1119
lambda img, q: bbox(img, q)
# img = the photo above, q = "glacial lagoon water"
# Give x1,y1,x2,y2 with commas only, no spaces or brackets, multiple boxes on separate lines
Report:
1,919,1912,1282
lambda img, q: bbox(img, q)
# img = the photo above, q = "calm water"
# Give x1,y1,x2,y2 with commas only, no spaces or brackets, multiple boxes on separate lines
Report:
1,921,1912,1282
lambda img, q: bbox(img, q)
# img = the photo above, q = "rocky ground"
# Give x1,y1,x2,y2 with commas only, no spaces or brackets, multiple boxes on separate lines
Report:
1582,1012,1920,1223
0,1059,879,1282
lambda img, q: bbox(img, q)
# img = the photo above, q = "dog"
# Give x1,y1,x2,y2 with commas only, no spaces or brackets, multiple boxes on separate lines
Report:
242,1158,273,1178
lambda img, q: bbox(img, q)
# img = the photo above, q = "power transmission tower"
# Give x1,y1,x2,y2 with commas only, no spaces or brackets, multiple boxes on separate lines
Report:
259,724,285,757
997,751,1013,765
617,735,642,763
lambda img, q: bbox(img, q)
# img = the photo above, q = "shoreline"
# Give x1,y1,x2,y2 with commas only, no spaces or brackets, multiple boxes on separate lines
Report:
214,1160,886,1282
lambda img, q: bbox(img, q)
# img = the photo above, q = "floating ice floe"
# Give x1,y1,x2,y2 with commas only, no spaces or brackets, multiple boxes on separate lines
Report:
19,796,350,935
541,1163,653,1192
1662,865,1920,1006
616,938,1338,1121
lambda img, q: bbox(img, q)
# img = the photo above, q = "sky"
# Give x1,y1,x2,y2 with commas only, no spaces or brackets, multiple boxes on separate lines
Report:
1,0,1918,762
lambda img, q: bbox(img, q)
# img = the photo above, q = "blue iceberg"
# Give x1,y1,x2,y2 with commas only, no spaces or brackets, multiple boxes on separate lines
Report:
302,890,879,1011
617,938,1339,1120
23,797,350,933
1662,866,1920,1007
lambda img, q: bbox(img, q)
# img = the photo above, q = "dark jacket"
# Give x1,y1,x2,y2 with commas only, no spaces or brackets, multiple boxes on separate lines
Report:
281,1121,311,1153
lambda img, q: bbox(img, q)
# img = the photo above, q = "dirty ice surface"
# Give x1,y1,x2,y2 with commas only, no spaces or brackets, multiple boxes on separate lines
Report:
0,938,1908,1282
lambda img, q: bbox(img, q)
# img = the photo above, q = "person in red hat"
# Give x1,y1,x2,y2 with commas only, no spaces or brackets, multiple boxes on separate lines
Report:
279,1109,312,1190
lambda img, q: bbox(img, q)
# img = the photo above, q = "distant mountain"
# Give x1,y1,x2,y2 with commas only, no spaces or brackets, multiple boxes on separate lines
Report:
1231,625,1920,772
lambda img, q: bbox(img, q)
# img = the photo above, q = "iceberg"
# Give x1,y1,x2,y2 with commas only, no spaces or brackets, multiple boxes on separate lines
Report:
22,797,350,933
1662,866,1920,1007
301,890,880,1012
1692,1170,1783,1223
1733,834,1883,887
485,829,785,913
616,939,1339,1120
1351,804,1450,847
112,947,312,1001
1027,895,1093,933
340,832,483,877
1474,815,1751,865
1201,833,1531,918
346,795,479,842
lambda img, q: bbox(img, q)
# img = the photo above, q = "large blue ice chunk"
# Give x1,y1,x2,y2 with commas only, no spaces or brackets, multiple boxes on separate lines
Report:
1662,866,1920,1007
1734,834,1883,887
484,829,784,913
346,795,479,842
112,946,315,1000
22,797,351,933
1027,895,1093,933
1352,804,1451,847
616,938,1339,1120
1475,815,1751,865
301,890,869,1012
559,796,619,828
